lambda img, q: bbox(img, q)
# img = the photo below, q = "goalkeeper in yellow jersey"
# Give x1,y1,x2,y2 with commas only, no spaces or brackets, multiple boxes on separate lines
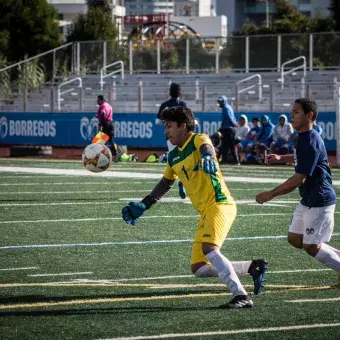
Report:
122,106,267,309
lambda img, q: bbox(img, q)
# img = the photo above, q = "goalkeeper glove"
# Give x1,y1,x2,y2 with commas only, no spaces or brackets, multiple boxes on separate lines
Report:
193,153,219,175
122,202,147,226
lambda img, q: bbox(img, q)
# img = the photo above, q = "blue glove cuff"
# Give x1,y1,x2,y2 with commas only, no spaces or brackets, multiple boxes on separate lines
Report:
202,152,214,159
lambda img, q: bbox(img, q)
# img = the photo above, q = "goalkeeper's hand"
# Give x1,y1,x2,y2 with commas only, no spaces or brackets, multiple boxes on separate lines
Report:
193,153,219,174
122,202,147,226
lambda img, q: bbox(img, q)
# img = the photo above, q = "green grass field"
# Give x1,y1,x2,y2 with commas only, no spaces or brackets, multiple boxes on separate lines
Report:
1,158,340,340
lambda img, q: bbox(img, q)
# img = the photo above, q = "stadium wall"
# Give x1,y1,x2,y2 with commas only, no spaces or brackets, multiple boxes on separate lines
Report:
0,112,336,150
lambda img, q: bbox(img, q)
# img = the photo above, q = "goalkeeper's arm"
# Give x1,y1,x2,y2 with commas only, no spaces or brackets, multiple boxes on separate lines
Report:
141,177,175,209
199,143,215,157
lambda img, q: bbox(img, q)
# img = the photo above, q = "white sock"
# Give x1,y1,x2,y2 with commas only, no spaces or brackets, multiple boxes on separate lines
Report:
205,250,248,296
315,244,340,272
194,261,252,278
194,264,218,277
231,261,252,276
324,244,340,257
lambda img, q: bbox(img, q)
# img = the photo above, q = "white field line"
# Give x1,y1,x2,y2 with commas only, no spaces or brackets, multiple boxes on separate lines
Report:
0,190,153,194
28,272,92,277
1,234,340,250
96,323,340,340
0,201,125,207
0,166,299,184
4,210,340,225
0,267,38,271
3,166,340,185
0,181,157,186
0,199,300,207
0,213,293,225
70,268,332,284
286,297,340,303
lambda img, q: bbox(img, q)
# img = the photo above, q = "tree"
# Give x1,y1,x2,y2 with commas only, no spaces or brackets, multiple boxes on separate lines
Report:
87,0,112,11
330,0,340,30
0,0,60,62
67,7,117,42
226,0,311,70
66,6,119,72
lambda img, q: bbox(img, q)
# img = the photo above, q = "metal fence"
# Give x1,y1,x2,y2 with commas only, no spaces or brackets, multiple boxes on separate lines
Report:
2,32,340,81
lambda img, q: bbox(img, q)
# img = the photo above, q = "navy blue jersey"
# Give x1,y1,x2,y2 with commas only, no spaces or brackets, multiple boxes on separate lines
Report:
157,99,188,119
295,129,336,207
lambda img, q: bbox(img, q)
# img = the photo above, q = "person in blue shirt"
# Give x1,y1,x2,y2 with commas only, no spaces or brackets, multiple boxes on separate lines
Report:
239,116,261,163
156,83,188,199
254,115,274,160
256,98,340,279
217,96,239,164
313,120,323,135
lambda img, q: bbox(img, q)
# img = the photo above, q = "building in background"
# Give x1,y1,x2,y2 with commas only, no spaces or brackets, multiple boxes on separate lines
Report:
216,0,331,35
48,0,126,40
124,0,217,17
173,15,227,38
125,0,174,15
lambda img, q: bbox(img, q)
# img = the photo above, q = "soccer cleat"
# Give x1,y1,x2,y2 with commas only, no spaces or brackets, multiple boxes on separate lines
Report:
219,295,253,309
248,259,267,295
178,181,187,199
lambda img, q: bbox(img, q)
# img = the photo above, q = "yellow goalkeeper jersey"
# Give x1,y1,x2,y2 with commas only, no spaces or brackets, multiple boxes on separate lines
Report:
163,133,234,214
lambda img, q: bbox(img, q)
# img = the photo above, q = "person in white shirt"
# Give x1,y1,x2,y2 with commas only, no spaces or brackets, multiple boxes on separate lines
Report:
270,114,293,154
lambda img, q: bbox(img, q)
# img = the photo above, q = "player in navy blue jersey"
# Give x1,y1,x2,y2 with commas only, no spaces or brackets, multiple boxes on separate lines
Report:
256,98,340,278
156,83,188,199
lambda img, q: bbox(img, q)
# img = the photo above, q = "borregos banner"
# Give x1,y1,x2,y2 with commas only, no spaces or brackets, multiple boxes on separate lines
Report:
0,111,336,150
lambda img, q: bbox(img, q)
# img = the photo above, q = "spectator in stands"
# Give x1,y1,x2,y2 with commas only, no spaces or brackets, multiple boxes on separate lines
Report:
255,115,275,161
210,131,222,161
239,117,261,164
234,114,250,161
217,96,239,164
96,95,117,158
156,83,188,199
270,114,294,155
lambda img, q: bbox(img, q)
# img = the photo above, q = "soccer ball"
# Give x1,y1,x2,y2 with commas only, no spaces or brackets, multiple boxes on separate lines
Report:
82,143,112,173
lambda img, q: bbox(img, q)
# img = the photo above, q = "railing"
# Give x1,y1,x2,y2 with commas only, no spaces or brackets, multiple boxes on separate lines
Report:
3,33,340,81
99,61,124,91
0,43,74,77
57,77,82,111
235,74,262,111
279,56,307,88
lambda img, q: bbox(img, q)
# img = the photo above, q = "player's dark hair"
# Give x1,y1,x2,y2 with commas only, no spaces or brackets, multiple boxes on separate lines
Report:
295,98,318,121
252,117,259,122
169,83,181,98
160,106,195,132
97,95,105,101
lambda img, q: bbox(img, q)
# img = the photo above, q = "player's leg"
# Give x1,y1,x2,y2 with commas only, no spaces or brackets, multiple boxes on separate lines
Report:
191,204,252,308
102,121,117,157
302,205,340,272
167,139,186,199
191,204,266,295
288,203,304,249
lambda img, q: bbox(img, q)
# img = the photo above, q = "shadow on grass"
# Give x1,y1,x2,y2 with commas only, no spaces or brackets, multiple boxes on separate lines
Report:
0,288,228,311
0,304,223,317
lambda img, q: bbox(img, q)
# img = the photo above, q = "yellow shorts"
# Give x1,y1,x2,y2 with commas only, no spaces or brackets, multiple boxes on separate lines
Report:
191,203,237,265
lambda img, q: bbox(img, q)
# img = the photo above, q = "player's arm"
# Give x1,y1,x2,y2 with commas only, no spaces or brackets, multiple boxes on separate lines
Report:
193,136,219,174
122,164,176,225
141,177,175,208
267,154,295,164
156,104,166,124
256,173,306,204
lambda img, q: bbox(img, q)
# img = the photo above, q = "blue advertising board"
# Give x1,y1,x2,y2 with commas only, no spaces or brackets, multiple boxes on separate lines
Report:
0,111,337,150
